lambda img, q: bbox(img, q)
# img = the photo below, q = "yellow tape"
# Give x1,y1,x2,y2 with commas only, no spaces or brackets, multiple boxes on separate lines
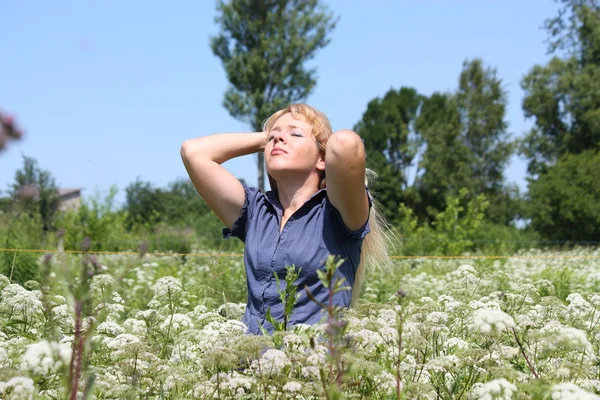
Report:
0,248,599,259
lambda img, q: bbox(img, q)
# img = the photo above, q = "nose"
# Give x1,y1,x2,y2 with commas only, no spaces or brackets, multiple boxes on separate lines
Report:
272,130,286,143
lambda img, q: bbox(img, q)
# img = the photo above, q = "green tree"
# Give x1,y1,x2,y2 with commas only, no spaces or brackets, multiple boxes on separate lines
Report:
521,0,600,175
124,178,164,230
520,0,600,241
353,87,425,223
9,155,60,232
415,59,516,224
526,149,600,242
455,59,516,224
124,177,213,229
210,0,338,190
161,178,211,226
414,92,467,220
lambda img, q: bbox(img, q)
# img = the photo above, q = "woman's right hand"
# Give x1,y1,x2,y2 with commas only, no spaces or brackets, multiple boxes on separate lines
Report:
180,131,266,230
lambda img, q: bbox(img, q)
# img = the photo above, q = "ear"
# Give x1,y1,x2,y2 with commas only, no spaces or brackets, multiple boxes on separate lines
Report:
316,151,326,172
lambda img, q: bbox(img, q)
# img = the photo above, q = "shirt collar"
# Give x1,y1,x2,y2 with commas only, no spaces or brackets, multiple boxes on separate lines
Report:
265,188,327,213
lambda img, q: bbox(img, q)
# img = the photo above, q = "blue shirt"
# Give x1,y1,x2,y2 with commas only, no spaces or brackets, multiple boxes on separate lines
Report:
222,182,372,335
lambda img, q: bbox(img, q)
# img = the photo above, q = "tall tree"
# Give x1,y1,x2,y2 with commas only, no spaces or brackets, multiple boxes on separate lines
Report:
521,0,600,175
415,59,515,224
353,87,425,223
415,92,467,219
210,0,337,190
456,59,513,195
456,59,515,224
520,0,600,241
9,155,60,231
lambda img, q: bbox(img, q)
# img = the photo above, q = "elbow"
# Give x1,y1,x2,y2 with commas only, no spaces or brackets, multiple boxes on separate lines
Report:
327,129,365,161
180,140,191,162
180,139,200,163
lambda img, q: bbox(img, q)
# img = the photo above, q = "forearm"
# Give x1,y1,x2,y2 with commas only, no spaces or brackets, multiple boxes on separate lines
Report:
181,132,267,164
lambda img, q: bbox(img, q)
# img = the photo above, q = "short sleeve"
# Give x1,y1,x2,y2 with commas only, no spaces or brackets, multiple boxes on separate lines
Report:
329,186,374,239
222,182,262,242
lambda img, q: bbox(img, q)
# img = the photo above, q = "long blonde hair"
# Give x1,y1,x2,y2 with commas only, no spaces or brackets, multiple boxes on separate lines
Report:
262,104,396,306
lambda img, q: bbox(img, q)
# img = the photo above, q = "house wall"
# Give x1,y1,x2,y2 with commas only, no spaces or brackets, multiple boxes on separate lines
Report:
58,192,82,212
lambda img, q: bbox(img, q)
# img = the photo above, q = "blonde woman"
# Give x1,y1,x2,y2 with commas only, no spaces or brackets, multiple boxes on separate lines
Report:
181,104,391,335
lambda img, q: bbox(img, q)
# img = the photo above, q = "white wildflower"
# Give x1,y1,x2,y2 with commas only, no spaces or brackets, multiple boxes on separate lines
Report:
1,284,43,315
122,318,147,336
301,365,320,379
539,321,592,353
589,294,600,308
160,313,194,333
551,382,600,399
378,326,399,343
283,333,305,352
96,321,124,336
444,337,470,351
455,265,477,277
468,309,515,334
426,311,449,325
375,371,397,394
0,376,36,399
107,333,141,350
470,378,517,400
283,381,302,393
89,274,116,295
251,349,290,376
566,293,594,317
152,276,183,304
20,340,71,376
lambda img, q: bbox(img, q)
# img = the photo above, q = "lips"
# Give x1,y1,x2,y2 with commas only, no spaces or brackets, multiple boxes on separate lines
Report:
271,147,287,155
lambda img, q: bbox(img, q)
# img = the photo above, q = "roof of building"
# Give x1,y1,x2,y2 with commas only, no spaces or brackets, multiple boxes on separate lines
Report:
57,188,83,197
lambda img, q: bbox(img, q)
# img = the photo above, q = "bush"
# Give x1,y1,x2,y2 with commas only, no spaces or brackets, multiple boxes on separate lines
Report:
395,188,537,256
0,211,44,284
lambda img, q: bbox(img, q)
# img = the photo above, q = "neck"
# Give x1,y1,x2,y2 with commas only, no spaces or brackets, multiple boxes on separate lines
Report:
274,176,321,215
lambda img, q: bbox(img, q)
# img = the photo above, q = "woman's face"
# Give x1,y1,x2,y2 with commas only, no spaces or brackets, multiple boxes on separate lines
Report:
264,112,325,183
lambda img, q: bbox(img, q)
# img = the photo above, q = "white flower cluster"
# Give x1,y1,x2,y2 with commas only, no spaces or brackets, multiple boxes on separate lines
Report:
468,309,515,335
551,382,600,399
0,284,42,316
251,349,290,376
470,378,517,400
539,321,593,353
0,376,36,399
152,276,183,305
20,340,71,376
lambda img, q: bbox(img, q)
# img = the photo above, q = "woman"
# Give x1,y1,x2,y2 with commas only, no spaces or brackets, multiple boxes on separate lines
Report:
181,104,391,335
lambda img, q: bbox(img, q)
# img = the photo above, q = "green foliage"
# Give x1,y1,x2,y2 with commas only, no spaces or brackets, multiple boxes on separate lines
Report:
354,87,425,224
124,178,163,230
520,0,600,175
53,186,131,252
264,265,302,333
526,149,600,242
0,212,44,284
210,0,337,189
9,154,60,232
398,188,497,256
415,59,515,224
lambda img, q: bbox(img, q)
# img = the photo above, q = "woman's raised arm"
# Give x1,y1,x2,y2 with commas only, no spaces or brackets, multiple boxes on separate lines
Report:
180,132,266,230
324,129,370,232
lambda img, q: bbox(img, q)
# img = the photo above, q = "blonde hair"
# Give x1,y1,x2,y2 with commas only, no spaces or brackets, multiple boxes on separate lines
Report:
262,103,396,306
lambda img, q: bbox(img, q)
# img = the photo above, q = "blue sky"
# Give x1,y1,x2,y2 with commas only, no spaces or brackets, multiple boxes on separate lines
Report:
1,0,560,206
